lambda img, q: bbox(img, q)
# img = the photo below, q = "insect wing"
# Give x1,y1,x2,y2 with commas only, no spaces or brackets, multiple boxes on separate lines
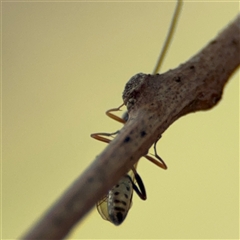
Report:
96,195,112,222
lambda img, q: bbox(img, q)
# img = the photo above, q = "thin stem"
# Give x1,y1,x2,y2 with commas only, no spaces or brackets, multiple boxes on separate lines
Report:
152,0,183,74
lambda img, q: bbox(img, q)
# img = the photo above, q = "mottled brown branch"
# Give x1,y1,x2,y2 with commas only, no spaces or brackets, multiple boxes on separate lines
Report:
22,14,240,240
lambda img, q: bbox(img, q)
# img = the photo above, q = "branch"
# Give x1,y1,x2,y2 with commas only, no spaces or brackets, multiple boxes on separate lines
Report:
22,14,240,240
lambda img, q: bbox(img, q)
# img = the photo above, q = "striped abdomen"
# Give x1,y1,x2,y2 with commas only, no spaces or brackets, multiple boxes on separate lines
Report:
107,175,133,225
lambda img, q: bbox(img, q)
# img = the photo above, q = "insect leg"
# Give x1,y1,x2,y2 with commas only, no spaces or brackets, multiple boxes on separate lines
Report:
144,155,167,170
91,131,119,144
130,167,147,200
153,137,168,169
105,103,126,124
144,136,168,170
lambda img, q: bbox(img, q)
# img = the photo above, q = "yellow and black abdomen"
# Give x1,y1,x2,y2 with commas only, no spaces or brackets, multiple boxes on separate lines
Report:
107,175,133,225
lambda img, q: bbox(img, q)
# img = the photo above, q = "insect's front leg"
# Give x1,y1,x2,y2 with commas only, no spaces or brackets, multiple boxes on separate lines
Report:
105,103,126,124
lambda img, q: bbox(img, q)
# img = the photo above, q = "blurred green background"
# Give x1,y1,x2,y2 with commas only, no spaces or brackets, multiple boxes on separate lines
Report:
2,1,239,239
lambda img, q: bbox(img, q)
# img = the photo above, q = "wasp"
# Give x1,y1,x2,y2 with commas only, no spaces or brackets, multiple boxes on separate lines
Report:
91,0,182,225
91,106,167,225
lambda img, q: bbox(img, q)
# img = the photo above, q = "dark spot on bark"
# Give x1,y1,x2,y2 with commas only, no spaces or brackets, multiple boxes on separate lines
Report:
114,191,120,196
87,177,94,183
124,194,129,199
126,186,130,191
174,76,181,82
124,136,131,143
232,39,238,45
190,65,195,70
54,216,63,226
140,131,146,137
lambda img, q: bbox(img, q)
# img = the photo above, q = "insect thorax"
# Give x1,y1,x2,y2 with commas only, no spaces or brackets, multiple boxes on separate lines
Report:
107,175,133,225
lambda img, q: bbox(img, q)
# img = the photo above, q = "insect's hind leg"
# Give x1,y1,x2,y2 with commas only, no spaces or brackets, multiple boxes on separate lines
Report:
91,130,119,144
144,136,168,170
105,103,126,124
130,167,147,200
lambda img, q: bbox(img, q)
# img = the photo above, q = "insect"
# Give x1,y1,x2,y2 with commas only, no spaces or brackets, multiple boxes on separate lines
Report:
91,0,183,225
91,108,167,226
